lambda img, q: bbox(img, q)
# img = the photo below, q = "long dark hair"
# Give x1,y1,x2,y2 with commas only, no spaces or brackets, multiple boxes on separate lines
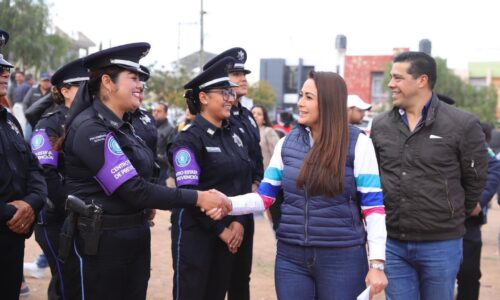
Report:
251,104,272,127
296,71,349,197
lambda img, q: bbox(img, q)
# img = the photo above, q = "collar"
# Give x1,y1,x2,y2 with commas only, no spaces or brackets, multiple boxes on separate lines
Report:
194,114,229,137
0,105,7,120
92,100,126,129
397,93,434,128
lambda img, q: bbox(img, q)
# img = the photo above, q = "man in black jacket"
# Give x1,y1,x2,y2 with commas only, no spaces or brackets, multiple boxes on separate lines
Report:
371,51,488,300
152,102,176,185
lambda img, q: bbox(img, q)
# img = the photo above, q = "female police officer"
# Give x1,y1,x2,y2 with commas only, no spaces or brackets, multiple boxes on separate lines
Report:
169,56,253,300
63,43,230,300
30,57,88,300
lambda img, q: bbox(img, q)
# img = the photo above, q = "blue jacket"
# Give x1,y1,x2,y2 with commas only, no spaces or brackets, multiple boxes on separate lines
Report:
277,125,367,247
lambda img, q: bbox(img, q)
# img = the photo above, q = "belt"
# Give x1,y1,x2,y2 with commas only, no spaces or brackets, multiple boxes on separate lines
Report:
100,212,146,230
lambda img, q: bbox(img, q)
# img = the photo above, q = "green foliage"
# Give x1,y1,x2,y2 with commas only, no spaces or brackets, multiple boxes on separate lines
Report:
247,80,277,110
145,67,194,109
382,57,498,123
0,0,72,71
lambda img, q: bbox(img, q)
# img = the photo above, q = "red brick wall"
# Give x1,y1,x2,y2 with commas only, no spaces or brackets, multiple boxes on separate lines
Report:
344,55,393,103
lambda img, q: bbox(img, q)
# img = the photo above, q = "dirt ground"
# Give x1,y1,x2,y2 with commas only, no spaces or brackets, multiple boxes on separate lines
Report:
22,202,500,300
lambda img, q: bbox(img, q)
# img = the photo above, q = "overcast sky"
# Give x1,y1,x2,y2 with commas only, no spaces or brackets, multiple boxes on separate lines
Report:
49,0,500,82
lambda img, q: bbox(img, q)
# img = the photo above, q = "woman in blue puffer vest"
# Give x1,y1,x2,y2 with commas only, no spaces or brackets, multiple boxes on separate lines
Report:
223,71,388,299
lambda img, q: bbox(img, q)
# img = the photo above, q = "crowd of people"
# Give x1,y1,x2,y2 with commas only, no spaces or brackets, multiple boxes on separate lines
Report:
0,26,498,300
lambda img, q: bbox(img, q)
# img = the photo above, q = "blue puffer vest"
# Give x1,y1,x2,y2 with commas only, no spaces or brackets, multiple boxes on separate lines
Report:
276,125,367,247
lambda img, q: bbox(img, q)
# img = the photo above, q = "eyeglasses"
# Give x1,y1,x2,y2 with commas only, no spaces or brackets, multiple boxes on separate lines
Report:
205,88,237,101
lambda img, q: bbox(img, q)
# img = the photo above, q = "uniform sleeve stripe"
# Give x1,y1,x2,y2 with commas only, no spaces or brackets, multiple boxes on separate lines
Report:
264,167,283,181
257,182,281,198
362,206,386,218
355,174,381,188
358,191,384,206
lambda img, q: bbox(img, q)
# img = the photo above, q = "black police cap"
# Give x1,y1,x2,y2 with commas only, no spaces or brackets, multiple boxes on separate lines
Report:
203,47,251,74
51,58,89,87
139,65,150,82
83,42,150,75
184,56,238,91
0,29,13,69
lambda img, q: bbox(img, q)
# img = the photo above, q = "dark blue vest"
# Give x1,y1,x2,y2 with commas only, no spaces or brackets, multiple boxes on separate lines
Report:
277,125,367,247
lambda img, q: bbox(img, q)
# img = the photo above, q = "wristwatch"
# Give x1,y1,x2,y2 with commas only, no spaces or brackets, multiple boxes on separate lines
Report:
369,263,385,271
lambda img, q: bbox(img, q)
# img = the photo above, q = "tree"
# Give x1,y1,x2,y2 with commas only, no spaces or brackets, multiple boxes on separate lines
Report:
145,67,194,108
0,0,72,71
247,80,277,110
382,57,498,123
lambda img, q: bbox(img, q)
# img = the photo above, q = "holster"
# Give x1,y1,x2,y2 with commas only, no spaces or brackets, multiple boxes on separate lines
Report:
58,212,77,262
77,214,102,255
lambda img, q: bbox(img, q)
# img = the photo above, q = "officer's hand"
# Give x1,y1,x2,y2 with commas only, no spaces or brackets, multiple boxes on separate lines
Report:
470,203,481,217
197,189,232,219
6,200,35,234
219,228,238,254
228,221,244,249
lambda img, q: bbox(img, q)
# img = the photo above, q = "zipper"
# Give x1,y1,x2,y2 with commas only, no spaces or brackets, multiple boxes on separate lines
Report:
438,170,454,218
471,160,478,179
304,186,309,245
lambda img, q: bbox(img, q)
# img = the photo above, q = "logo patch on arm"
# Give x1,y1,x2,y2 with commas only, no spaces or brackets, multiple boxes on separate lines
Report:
94,133,138,196
173,147,200,186
31,131,58,167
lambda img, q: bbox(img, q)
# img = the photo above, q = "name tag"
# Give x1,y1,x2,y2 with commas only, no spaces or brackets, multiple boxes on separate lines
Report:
206,147,222,153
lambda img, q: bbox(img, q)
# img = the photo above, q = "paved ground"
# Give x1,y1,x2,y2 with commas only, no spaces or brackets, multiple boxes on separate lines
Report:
22,201,500,299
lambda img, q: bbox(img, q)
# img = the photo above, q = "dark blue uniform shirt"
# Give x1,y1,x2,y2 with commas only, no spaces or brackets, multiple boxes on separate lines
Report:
0,106,46,223
64,99,197,215
31,105,69,222
169,114,252,235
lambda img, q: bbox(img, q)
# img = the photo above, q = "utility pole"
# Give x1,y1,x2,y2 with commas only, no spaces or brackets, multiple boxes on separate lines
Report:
199,0,205,72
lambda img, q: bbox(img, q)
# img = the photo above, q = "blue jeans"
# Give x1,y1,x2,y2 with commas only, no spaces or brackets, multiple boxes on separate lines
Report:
385,237,463,300
275,241,368,300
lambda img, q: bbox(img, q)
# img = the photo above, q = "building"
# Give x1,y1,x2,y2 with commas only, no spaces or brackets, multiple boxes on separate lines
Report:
260,58,314,110
342,48,408,108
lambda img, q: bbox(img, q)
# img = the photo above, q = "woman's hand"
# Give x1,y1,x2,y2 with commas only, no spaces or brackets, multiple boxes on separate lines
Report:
365,267,388,299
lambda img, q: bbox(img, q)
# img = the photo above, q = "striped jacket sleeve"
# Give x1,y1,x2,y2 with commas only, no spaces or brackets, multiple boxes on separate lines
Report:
354,133,386,261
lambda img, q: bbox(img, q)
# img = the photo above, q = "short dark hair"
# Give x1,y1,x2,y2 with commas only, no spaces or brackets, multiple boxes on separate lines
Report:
251,105,272,127
394,51,437,89
155,102,168,113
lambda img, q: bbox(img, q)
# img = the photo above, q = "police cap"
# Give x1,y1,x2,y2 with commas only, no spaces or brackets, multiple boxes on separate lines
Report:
0,29,13,69
184,56,238,91
51,58,89,87
139,65,150,82
84,42,150,75
203,47,251,74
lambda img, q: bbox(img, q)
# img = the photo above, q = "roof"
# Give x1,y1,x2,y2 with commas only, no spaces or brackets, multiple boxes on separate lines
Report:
175,51,217,71
469,62,500,78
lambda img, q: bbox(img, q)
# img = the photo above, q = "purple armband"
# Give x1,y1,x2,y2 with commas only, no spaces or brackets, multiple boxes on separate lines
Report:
31,130,58,167
173,147,200,186
94,133,138,196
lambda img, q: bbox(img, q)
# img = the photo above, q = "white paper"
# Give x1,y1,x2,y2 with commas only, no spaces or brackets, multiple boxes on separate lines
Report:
357,286,371,300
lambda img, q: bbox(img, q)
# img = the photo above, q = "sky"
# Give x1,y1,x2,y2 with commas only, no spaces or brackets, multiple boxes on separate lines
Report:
48,0,500,83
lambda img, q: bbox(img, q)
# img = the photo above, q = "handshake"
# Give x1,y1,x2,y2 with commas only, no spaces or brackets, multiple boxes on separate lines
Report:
196,189,233,220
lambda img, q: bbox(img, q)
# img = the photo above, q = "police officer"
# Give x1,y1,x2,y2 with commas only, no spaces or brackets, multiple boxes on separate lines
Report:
169,56,253,300
203,47,262,300
0,29,47,300
63,42,230,300
30,57,89,300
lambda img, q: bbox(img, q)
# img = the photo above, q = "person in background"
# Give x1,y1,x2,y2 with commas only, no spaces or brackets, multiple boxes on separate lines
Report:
347,94,371,125
456,123,500,300
273,110,294,138
13,70,31,104
226,71,388,299
22,72,52,111
177,107,195,132
152,102,176,185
